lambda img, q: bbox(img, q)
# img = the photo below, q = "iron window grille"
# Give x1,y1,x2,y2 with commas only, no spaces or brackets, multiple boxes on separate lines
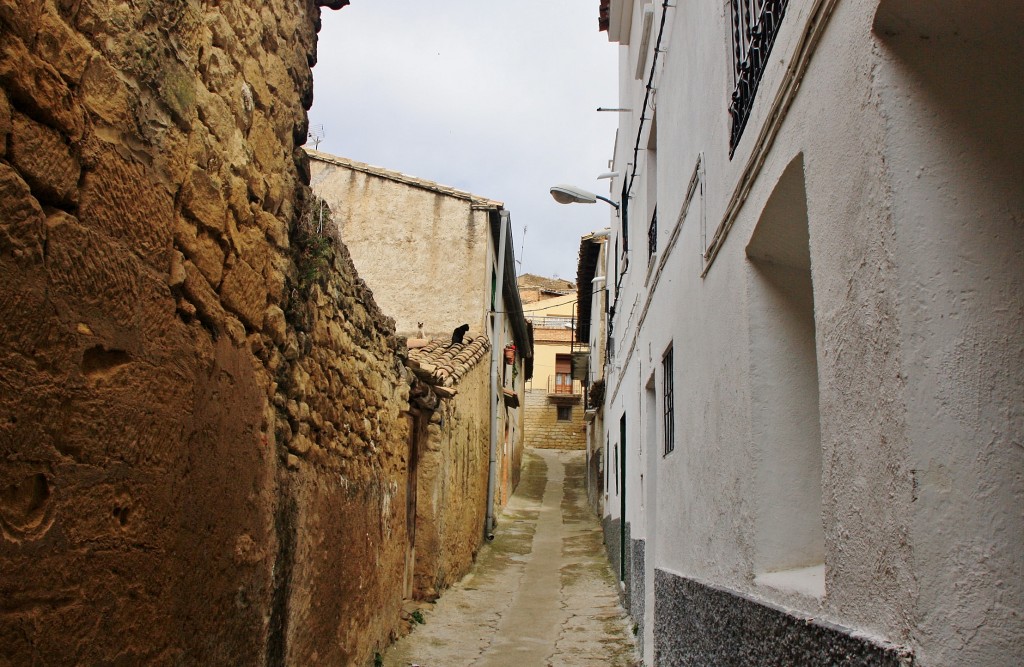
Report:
728,0,789,156
647,208,658,259
663,347,675,455
606,306,615,362
621,180,630,254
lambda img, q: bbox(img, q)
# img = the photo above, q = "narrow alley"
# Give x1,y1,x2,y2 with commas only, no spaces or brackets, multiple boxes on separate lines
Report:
384,448,638,667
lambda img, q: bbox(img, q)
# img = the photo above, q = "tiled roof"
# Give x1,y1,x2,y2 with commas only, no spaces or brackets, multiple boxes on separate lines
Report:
408,335,490,387
599,0,610,31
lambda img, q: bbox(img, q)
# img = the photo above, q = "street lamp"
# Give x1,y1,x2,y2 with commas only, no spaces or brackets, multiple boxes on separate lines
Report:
549,184,619,211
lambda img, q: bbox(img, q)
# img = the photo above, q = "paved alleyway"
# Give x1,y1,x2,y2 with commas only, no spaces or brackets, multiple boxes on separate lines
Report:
384,448,638,667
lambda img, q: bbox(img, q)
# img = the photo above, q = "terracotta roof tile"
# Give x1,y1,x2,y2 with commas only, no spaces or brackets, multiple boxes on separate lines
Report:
408,335,490,387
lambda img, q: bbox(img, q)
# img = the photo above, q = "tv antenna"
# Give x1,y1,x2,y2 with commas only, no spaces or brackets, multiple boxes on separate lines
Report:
517,225,528,270
307,123,326,149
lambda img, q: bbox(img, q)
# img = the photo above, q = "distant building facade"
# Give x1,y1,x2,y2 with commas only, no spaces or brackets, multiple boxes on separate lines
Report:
519,275,586,450
592,1,1023,665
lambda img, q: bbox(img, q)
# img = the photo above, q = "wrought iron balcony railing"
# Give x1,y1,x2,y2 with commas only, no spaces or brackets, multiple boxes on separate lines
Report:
547,375,583,397
526,315,575,330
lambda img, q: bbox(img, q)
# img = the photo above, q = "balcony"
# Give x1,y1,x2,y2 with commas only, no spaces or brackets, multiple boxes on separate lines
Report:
547,374,583,401
526,315,575,329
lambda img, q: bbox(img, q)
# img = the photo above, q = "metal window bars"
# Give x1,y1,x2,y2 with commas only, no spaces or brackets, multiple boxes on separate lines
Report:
663,348,675,455
647,207,658,260
728,0,789,156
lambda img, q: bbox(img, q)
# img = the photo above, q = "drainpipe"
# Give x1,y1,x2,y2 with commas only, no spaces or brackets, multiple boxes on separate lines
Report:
485,209,509,540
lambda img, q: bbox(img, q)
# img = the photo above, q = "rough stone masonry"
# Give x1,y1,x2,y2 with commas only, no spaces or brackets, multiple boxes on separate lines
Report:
0,0,422,664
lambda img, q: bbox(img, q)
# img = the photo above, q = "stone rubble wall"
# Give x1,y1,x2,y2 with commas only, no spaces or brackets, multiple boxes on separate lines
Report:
412,359,491,600
0,0,414,664
523,390,586,450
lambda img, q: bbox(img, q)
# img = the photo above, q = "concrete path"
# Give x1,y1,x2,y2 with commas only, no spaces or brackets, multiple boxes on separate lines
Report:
383,448,639,667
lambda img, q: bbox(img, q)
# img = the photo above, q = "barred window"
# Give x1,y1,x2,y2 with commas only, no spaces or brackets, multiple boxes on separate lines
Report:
728,0,789,155
648,208,658,259
663,347,675,455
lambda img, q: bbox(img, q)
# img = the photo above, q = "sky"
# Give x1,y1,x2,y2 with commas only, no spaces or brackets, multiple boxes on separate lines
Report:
307,1,619,282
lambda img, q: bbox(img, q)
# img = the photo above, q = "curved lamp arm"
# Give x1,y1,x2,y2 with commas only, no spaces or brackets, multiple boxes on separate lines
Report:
550,184,620,211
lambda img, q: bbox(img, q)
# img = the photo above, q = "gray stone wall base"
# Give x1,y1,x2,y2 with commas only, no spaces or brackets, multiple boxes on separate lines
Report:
630,538,645,653
623,522,632,609
653,570,914,666
603,516,621,590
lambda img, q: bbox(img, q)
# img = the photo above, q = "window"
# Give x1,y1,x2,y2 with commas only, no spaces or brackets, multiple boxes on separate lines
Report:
557,405,572,421
554,354,573,394
647,119,658,260
648,208,658,259
614,238,620,283
620,180,630,255
728,0,789,155
663,347,675,455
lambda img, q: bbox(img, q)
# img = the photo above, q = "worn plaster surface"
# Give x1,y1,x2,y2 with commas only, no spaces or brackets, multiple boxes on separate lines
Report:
0,1,419,663
600,1,1023,664
307,151,494,339
384,448,638,667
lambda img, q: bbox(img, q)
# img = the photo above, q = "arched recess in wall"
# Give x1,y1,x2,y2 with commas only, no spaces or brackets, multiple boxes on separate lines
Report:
745,153,825,596
873,0,1024,179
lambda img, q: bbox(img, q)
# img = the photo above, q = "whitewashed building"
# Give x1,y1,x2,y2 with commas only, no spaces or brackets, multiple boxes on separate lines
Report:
586,1,1023,665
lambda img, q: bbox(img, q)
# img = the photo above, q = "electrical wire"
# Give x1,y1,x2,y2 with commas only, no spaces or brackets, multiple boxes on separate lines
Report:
625,0,672,204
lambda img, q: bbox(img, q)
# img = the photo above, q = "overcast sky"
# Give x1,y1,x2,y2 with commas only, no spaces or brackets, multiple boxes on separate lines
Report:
308,1,619,282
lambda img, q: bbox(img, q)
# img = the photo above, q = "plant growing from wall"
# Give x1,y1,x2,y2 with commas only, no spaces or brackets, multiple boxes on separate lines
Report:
284,194,337,335
291,195,335,296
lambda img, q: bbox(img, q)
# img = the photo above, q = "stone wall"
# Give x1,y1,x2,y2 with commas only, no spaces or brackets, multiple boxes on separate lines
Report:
523,390,586,450
412,359,490,600
307,151,495,339
0,0,414,664
653,570,913,665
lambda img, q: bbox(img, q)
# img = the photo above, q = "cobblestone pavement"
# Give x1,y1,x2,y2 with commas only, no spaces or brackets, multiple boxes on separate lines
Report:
383,448,639,667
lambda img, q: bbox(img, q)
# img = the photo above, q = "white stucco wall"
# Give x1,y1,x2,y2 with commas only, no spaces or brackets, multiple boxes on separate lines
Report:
600,0,1023,664
873,8,1024,662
